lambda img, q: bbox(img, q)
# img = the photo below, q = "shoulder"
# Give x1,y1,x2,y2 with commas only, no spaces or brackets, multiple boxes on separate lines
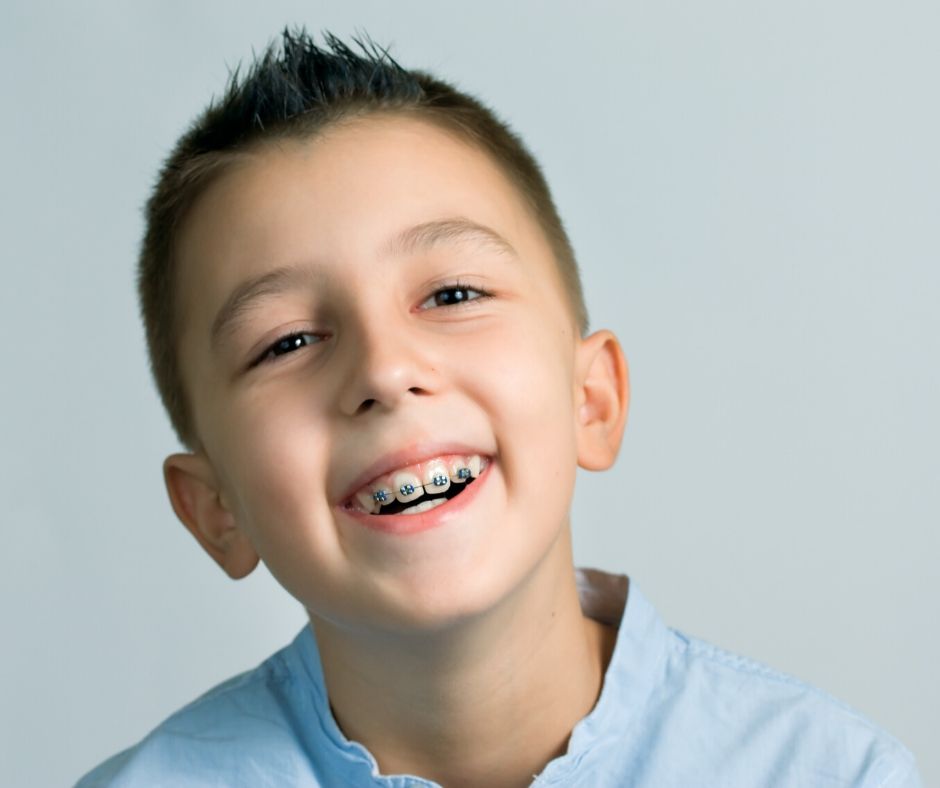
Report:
638,626,921,786
74,635,325,787
559,574,922,786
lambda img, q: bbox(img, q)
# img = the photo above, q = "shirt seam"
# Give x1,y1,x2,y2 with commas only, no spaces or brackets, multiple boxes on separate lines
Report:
168,655,296,719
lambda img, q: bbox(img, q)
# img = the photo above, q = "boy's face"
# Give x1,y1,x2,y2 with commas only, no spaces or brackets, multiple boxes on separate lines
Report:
171,115,623,633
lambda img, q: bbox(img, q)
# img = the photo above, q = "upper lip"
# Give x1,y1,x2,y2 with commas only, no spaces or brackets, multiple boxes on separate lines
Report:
336,440,491,505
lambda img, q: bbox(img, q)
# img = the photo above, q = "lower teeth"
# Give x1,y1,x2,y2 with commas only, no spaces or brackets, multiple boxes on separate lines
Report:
401,498,449,516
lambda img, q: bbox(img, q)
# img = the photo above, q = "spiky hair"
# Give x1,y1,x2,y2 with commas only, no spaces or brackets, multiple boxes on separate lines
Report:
189,31,423,149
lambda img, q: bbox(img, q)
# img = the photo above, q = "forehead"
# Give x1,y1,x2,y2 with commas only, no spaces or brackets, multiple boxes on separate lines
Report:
173,114,564,343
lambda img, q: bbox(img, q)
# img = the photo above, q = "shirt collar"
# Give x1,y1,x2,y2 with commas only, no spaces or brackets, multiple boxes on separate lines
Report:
286,568,669,785
543,570,668,782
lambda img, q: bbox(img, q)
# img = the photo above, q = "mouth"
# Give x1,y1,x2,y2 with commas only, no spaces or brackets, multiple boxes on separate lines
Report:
340,453,489,517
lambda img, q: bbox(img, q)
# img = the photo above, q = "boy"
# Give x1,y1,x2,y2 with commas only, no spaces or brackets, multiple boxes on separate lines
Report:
78,29,920,787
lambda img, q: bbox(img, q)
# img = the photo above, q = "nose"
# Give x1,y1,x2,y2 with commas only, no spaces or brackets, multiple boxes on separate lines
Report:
337,313,438,416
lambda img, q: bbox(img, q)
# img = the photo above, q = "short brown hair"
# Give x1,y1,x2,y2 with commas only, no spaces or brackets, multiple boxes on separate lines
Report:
139,29,588,448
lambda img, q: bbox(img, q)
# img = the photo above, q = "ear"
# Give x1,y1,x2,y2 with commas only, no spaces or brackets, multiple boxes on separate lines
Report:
574,330,630,471
163,452,260,580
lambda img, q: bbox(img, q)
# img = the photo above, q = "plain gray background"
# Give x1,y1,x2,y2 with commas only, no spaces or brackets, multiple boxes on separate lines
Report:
1,2,937,785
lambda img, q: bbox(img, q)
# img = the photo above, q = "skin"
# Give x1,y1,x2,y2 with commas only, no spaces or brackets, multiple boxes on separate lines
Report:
165,114,630,787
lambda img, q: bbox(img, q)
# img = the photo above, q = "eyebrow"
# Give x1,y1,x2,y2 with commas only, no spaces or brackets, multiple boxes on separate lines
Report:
384,217,518,260
209,217,517,350
210,266,314,351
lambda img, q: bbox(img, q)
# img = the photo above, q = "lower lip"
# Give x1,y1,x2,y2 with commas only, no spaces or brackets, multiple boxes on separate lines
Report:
338,463,491,536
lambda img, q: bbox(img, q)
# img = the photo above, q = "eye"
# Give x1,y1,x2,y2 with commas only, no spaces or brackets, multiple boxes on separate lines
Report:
418,284,489,310
253,331,323,366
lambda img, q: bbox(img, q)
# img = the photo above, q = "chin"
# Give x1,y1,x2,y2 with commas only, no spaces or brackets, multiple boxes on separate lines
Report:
364,544,547,637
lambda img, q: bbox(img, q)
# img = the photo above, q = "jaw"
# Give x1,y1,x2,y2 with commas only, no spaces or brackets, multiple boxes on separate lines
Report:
311,508,579,646
321,457,579,642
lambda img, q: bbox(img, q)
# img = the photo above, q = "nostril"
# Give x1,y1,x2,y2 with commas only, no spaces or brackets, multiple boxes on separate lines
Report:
357,398,377,414
350,386,429,416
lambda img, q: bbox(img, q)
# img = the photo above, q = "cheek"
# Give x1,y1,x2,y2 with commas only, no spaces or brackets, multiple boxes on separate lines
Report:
212,388,333,545
217,404,354,611
493,321,576,441
475,321,579,509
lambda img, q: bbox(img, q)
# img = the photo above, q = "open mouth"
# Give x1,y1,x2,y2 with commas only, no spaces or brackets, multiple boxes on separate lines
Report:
343,454,488,516
370,476,478,516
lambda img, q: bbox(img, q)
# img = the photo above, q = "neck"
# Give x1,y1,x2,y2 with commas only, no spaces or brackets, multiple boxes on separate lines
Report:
310,532,616,788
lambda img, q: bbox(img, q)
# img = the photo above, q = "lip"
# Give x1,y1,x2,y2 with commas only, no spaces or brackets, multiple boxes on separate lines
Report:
335,440,491,505
337,459,492,536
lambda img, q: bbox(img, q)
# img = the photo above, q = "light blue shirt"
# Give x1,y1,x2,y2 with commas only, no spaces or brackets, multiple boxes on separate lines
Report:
76,570,921,787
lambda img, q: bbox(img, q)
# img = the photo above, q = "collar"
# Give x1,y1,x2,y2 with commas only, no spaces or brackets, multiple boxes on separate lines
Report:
287,568,669,786
541,570,668,783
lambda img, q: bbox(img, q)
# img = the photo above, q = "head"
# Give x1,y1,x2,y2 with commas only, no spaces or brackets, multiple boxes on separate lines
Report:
142,29,589,450
143,30,629,633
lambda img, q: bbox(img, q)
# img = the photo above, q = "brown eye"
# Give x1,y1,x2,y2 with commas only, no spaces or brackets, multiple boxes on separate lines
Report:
257,332,322,365
419,285,488,310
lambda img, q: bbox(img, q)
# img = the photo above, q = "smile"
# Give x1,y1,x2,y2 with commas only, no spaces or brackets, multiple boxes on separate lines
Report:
346,454,488,516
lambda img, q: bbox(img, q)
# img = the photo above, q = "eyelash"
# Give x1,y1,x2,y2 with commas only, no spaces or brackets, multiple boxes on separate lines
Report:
252,331,324,368
417,281,491,310
252,282,491,368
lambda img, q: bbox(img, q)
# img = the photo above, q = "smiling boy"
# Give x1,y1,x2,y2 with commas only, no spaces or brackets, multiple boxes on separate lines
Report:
77,30,920,787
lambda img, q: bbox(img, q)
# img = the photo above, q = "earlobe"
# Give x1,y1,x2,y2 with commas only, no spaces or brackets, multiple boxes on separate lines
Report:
163,453,260,580
574,330,630,471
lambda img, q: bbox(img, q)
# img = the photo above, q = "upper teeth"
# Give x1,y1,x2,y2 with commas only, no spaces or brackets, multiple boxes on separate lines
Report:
393,472,423,504
425,462,450,495
352,454,487,514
